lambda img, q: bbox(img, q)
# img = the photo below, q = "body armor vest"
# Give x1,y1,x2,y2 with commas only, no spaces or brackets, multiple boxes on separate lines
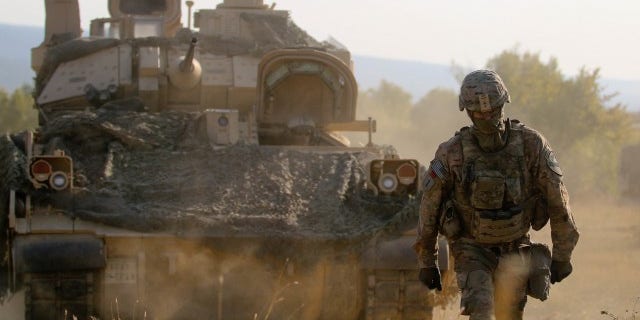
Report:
453,122,533,244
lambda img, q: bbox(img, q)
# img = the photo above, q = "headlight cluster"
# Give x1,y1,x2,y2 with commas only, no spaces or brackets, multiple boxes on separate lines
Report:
368,159,420,196
29,151,73,191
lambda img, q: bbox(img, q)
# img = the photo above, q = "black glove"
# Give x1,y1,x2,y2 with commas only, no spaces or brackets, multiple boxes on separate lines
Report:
550,260,573,284
419,267,442,291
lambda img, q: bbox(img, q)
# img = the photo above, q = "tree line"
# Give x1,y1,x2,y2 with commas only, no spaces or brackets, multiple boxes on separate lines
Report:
0,85,37,133
355,49,639,197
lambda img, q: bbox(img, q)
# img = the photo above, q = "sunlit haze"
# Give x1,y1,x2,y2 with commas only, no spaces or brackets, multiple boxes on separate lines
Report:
3,0,640,80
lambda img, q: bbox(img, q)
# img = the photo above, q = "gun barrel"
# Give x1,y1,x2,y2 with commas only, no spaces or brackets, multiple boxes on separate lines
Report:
179,38,198,73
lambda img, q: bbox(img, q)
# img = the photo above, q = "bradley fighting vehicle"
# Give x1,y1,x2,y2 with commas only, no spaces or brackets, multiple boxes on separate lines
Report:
0,0,452,319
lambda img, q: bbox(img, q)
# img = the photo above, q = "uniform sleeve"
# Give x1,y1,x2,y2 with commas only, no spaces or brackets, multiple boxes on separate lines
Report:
413,144,452,268
532,139,580,262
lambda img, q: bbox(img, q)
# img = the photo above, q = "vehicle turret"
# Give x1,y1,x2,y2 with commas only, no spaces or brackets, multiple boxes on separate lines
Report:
168,37,202,89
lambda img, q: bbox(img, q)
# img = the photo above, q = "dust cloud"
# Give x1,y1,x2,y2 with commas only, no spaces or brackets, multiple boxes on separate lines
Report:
119,241,363,320
0,239,369,320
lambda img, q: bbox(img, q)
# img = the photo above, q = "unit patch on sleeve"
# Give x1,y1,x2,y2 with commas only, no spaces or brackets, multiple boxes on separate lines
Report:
544,148,563,176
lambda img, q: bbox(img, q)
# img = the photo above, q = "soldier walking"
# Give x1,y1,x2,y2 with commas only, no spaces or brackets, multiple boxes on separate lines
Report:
414,70,579,320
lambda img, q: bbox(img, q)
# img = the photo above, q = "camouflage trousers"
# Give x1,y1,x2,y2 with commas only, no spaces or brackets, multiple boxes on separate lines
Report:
451,238,531,320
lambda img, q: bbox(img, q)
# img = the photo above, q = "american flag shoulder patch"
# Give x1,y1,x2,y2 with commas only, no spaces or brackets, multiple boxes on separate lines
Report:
430,160,447,180
423,160,447,190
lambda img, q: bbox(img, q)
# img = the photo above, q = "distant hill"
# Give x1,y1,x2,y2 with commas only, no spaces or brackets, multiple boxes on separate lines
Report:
599,78,640,111
352,55,458,100
0,24,41,90
1,23,638,111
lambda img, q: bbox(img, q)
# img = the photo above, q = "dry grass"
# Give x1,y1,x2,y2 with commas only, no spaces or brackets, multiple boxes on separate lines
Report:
525,197,640,320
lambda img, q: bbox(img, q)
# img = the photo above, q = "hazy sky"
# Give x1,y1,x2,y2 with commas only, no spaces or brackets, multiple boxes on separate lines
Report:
3,0,640,80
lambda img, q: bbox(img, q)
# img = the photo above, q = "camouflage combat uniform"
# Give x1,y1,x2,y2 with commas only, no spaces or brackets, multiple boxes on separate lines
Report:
414,70,579,320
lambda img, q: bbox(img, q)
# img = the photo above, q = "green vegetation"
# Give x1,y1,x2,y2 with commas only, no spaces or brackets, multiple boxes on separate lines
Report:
357,49,638,196
0,85,37,133
488,50,637,195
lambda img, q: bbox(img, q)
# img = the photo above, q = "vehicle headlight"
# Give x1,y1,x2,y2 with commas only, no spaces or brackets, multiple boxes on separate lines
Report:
368,158,421,196
378,173,398,194
49,171,69,191
29,151,74,191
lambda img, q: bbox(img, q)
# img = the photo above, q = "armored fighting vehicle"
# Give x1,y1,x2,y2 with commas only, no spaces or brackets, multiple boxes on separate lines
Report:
0,1,452,319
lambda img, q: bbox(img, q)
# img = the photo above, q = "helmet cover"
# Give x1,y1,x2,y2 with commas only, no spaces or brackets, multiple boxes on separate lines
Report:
459,70,510,111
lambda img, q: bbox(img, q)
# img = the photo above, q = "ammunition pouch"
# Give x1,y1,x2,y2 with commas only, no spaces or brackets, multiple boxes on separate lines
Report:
527,243,551,301
472,207,526,244
471,174,505,210
439,200,461,239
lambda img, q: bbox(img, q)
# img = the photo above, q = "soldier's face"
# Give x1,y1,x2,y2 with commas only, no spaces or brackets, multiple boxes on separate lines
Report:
467,106,505,134
471,108,501,121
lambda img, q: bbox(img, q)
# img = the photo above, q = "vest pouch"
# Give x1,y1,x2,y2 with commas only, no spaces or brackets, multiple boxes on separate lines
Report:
505,176,523,204
527,243,551,301
439,200,462,239
472,207,526,244
471,175,505,210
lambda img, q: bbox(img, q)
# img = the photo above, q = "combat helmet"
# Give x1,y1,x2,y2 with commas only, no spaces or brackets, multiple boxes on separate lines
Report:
458,70,510,112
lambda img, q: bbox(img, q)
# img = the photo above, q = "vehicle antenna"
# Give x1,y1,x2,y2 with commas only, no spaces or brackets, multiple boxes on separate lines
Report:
186,1,195,29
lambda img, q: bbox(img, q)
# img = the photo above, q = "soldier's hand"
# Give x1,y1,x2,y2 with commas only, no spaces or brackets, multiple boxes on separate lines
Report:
550,260,573,284
419,267,442,291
